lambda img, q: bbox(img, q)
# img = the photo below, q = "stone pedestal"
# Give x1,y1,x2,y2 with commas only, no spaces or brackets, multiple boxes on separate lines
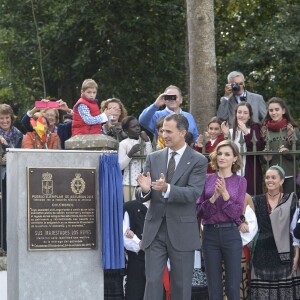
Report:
65,134,118,150
7,149,104,300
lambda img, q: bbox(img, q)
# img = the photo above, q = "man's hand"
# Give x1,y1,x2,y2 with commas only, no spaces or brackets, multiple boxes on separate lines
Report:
224,83,232,97
154,93,166,107
151,173,168,192
137,172,152,193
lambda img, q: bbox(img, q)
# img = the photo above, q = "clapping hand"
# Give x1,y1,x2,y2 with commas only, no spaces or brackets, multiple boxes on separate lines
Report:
151,173,167,192
215,177,230,201
137,172,152,194
221,121,229,137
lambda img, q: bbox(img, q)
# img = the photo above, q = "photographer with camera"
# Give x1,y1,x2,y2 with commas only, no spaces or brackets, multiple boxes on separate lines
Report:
139,85,199,141
217,71,266,127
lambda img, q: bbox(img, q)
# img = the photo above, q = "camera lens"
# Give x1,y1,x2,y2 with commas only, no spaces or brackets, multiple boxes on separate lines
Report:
231,83,241,92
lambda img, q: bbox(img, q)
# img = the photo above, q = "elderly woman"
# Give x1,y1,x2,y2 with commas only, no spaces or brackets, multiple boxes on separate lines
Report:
251,165,300,299
0,104,23,251
21,99,73,149
22,113,60,149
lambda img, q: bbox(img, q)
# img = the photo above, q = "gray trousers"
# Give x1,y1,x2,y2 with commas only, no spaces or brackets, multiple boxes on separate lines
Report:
202,224,242,300
143,219,194,300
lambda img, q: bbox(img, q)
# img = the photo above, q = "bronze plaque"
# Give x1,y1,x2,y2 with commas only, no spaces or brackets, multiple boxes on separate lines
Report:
28,168,97,251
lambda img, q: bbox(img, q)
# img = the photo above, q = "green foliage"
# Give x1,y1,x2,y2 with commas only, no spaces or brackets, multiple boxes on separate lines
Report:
215,0,300,119
0,0,186,119
0,0,300,125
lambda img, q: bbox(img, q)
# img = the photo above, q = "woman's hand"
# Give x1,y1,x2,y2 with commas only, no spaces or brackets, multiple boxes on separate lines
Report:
140,131,150,142
127,144,141,158
239,222,249,233
195,134,203,148
215,177,230,201
57,99,73,114
237,120,249,135
0,136,8,145
221,121,229,137
279,144,289,153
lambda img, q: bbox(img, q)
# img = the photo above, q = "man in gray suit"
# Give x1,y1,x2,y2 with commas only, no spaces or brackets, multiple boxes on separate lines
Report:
217,71,267,126
136,114,207,300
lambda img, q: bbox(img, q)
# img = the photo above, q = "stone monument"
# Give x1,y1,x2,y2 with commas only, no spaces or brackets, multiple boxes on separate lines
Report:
7,148,108,300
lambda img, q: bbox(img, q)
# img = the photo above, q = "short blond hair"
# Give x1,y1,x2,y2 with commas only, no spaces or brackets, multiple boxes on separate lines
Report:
81,79,98,91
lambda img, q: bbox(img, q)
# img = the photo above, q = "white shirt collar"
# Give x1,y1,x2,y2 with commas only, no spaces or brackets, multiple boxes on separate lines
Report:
168,143,187,157
165,107,183,114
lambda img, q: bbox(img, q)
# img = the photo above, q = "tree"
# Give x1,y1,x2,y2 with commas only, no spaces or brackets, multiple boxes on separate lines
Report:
186,0,217,133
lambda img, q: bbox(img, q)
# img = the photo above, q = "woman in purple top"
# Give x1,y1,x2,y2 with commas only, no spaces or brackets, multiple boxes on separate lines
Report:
196,140,247,300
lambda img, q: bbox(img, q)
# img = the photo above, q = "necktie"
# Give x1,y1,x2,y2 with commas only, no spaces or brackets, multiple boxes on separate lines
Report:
166,152,177,183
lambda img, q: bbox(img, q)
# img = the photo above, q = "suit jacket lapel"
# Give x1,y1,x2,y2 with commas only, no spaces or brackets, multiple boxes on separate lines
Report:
171,146,192,184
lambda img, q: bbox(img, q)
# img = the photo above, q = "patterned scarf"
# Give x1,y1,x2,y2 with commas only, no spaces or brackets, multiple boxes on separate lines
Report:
0,126,23,147
261,118,294,144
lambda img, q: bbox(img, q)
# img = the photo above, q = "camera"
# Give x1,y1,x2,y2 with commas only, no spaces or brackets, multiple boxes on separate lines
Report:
231,83,241,93
164,95,177,101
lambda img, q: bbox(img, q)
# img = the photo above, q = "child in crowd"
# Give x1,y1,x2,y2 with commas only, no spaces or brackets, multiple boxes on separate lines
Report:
123,199,150,300
71,79,119,136
155,117,165,150
195,116,224,173
118,116,152,202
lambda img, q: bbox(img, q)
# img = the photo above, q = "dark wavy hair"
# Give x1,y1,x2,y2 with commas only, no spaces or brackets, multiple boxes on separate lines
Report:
232,102,256,140
263,97,298,127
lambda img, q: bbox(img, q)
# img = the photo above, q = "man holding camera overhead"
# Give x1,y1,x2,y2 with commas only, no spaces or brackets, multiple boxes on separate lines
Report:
139,85,199,141
217,71,266,127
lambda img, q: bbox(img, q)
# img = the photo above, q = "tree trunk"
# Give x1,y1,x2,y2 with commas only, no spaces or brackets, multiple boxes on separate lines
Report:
186,0,217,134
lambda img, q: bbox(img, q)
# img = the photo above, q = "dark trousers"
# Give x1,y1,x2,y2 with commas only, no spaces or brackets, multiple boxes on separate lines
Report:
125,254,146,300
202,224,242,300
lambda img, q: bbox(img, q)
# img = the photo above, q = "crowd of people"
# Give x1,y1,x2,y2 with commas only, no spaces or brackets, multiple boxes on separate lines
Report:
1,71,300,299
